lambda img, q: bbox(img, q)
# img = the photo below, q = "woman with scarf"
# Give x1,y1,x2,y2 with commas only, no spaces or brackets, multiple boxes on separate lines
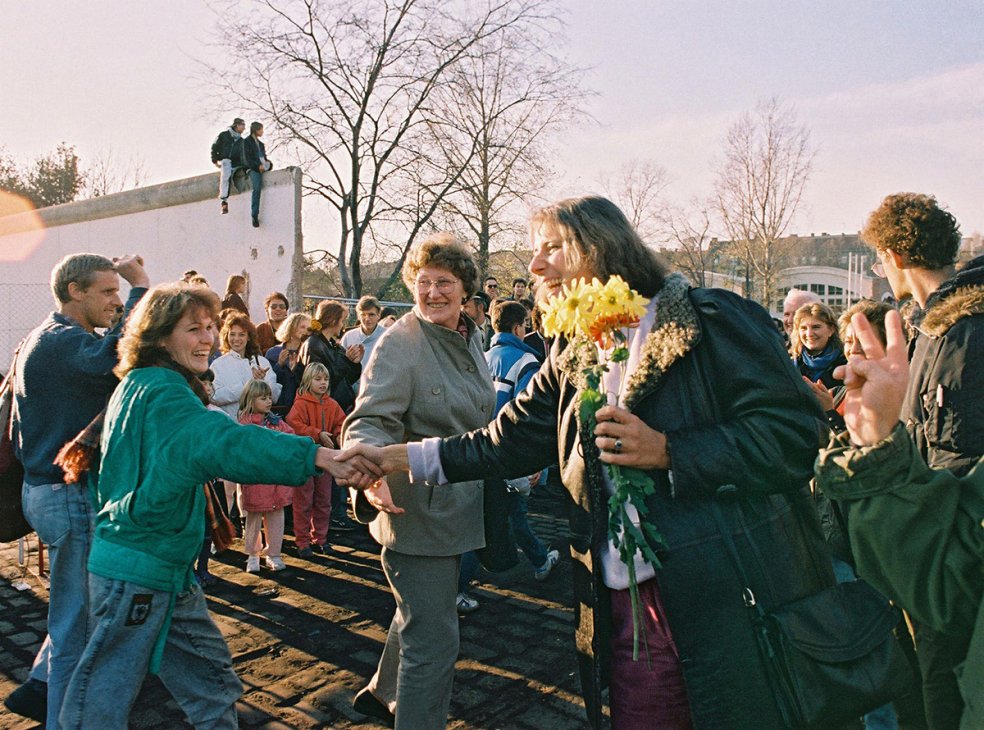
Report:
792,302,847,389
346,196,832,729
56,283,381,729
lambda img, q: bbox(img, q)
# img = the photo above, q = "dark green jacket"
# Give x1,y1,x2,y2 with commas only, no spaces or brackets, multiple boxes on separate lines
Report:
816,424,984,729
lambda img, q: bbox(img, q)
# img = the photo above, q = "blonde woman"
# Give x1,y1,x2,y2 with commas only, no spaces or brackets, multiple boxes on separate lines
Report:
266,311,311,413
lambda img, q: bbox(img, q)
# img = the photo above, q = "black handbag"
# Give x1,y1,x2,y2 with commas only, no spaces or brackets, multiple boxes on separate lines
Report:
712,502,912,728
1,344,32,543
476,478,519,572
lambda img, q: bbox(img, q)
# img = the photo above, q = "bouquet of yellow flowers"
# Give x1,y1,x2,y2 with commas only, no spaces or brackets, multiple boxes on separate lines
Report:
541,276,666,659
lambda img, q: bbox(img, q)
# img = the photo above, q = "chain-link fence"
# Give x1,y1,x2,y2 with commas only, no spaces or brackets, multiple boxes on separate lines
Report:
0,283,52,370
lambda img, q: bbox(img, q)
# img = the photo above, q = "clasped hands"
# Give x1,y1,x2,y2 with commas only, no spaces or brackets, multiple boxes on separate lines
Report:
317,442,409,514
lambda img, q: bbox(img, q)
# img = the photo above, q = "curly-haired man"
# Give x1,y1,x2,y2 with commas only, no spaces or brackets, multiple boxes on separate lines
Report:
862,192,984,729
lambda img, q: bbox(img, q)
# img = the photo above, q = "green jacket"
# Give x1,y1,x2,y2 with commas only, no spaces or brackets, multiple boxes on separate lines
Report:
89,367,319,593
815,424,984,729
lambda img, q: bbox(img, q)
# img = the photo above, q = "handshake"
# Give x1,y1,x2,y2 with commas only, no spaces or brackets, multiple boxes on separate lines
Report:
315,442,411,515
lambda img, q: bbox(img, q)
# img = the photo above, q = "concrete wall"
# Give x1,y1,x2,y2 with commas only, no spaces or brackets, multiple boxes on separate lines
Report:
0,167,303,364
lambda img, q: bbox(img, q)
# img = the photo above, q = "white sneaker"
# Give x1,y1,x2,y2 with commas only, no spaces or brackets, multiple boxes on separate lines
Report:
265,556,287,571
534,549,560,581
456,593,480,615
246,555,261,573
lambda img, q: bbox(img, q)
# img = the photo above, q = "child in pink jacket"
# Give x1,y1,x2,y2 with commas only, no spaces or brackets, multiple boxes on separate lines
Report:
238,379,295,572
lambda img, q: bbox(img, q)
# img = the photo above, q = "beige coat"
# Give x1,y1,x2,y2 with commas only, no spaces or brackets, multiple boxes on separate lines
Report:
342,310,495,556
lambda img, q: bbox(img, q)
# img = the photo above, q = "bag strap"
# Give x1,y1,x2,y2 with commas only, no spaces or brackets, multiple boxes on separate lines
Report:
710,501,766,617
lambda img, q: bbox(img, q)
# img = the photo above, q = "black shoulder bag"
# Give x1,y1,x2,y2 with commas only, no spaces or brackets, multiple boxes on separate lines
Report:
1,344,32,542
711,501,912,728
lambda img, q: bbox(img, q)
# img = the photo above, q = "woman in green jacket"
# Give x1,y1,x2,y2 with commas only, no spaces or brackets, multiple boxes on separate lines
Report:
814,309,983,730
59,283,381,730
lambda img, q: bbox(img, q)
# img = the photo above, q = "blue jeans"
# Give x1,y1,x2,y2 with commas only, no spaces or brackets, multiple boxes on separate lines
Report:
249,170,263,219
507,492,547,568
60,575,242,729
21,480,94,728
831,556,899,730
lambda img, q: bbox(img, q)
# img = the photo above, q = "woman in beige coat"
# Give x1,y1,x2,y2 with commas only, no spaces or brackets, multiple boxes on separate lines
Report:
343,233,495,730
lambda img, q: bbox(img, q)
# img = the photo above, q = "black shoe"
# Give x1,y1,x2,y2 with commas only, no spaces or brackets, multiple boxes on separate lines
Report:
298,546,315,559
312,543,333,555
4,678,47,722
352,687,394,727
221,200,228,214
331,517,357,532
252,216,260,228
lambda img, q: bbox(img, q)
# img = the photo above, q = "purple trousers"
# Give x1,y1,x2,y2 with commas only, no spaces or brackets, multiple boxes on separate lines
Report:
610,579,694,730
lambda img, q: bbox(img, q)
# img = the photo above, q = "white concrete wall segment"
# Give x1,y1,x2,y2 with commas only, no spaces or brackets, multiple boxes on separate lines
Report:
0,167,303,365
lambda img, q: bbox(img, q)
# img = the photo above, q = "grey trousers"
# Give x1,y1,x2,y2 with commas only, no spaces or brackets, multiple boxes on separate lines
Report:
368,548,461,730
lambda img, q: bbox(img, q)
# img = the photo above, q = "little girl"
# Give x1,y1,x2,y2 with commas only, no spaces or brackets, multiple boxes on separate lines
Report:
286,363,346,558
238,379,296,572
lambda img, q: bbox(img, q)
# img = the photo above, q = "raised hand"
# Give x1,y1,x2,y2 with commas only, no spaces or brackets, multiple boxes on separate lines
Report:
112,254,150,288
345,344,364,363
834,310,909,446
803,377,835,412
251,365,269,380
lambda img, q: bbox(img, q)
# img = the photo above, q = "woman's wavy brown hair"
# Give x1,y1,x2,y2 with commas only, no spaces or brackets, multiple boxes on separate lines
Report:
530,196,667,298
115,283,221,386
312,300,349,335
220,313,261,358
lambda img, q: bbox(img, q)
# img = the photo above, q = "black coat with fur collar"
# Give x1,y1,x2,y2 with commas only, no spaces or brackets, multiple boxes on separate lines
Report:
439,274,832,729
904,255,984,478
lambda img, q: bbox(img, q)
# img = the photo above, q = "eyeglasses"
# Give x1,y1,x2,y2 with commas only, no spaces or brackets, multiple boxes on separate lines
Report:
268,302,288,309
486,283,499,289
415,278,460,293
870,261,885,278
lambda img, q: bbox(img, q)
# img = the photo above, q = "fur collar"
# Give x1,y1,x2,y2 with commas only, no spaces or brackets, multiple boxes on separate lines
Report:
556,273,701,411
921,284,984,337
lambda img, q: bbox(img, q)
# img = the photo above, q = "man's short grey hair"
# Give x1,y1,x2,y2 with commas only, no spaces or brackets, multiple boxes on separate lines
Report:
51,253,115,304
356,295,381,312
783,288,821,308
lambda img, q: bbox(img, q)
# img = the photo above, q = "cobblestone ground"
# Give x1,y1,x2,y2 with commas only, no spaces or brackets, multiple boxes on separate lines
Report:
1,489,604,729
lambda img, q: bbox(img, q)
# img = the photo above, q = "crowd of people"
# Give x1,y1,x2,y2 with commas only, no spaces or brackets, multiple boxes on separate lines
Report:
4,190,981,729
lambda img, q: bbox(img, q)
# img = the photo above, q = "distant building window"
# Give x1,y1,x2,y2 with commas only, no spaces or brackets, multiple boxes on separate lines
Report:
828,285,843,296
810,283,825,295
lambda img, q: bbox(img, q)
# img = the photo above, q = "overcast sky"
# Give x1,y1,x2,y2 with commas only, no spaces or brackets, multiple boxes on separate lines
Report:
2,0,982,249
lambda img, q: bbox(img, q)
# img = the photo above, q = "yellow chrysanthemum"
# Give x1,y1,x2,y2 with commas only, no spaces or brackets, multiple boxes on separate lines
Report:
541,275,650,346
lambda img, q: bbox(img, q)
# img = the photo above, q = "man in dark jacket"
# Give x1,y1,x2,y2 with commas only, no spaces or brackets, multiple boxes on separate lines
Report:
211,117,245,214
6,253,149,727
243,121,273,227
863,192,984,730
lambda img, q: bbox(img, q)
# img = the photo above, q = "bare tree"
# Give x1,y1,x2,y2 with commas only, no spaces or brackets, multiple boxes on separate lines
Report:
600,159,671,244
713,97,815,308
427,16,587,275
82,149,147,198
205,0,556,297
662,199,715,288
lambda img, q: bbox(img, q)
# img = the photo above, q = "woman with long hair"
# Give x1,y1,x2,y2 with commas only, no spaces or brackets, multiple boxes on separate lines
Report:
57,283,380,729
349,196,830,729
211,313,279,419
792,302,847,389
221,274,250,316
294,300,363,413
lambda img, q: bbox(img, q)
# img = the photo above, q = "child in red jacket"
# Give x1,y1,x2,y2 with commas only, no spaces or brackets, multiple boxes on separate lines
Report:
238,379,296,572
286,363,345,558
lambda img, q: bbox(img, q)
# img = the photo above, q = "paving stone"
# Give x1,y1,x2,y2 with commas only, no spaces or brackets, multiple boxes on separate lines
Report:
1,493,593,729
